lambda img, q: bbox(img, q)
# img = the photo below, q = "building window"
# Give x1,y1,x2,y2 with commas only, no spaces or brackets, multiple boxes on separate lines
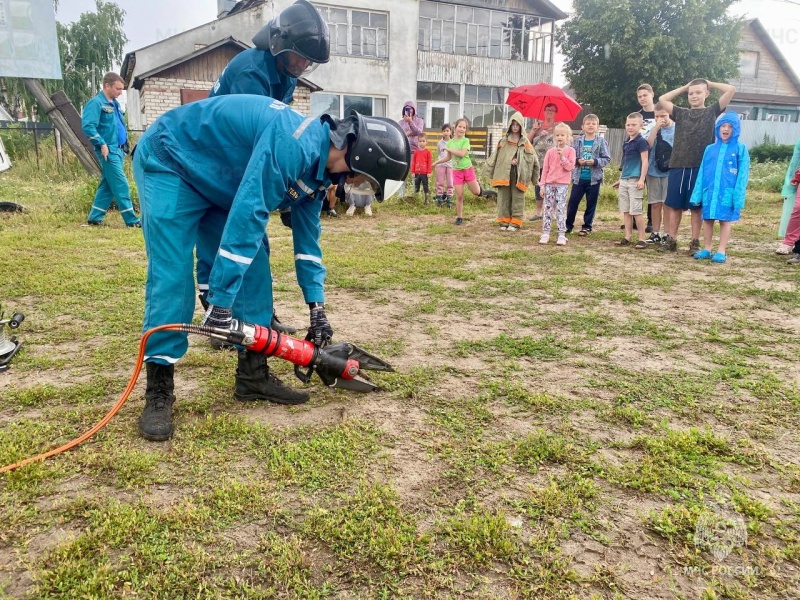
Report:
765,112,789,122
739,51,759,78
310,92,386,118
418,0,553,63
463,85,506,127
315,4,388,59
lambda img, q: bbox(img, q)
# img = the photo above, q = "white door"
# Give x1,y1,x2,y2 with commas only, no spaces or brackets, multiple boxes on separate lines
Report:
427,102,449,131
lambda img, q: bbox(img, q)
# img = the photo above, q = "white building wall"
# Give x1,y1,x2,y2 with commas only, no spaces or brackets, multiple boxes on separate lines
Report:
306,0,418,120
417,52,553,88
126,0,559,129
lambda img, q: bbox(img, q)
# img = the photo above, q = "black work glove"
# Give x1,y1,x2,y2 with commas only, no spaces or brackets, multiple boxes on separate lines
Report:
308,303,333,347
201,304,232,330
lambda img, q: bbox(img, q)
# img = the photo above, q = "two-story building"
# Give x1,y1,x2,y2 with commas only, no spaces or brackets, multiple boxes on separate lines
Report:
121,0,567,134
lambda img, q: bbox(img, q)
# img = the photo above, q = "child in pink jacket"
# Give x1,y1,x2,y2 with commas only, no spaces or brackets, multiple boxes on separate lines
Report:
539,122,576,246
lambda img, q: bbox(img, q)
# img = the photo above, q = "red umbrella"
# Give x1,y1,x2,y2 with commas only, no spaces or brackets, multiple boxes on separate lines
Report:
506,83,583,122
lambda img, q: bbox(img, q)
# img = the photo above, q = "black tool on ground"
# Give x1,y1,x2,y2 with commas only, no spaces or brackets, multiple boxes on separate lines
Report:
0,305,25,373
0,202,25,212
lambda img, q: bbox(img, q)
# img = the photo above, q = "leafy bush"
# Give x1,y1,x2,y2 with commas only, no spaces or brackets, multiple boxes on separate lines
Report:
749,143,795,163
0,123,55,161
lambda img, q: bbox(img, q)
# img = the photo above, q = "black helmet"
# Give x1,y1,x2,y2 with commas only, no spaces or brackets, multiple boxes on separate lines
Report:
347,113,410,202
252,0,330,75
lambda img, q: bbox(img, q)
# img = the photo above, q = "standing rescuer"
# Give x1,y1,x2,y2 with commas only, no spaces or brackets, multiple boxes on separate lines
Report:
132,96,410,441
202,0,331,335
81,72,141,228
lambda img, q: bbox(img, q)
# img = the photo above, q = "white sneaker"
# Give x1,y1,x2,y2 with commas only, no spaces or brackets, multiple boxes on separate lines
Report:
539,234,550,244
364,205,373,216
345,205,356,216
507,224,518,232
499,225,508,231
776,243,791,255
556,235,567,246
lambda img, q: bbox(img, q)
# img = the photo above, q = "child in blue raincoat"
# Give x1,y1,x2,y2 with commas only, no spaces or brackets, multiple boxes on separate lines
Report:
689,112,750,263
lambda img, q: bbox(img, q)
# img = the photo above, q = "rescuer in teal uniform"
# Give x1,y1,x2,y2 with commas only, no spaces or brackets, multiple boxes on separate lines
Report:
132,95,410,441
209,0,329,100
82,72,141,227
202,0,331,335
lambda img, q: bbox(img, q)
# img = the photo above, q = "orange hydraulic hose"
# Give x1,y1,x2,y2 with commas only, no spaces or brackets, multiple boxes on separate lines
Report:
0,324,184,475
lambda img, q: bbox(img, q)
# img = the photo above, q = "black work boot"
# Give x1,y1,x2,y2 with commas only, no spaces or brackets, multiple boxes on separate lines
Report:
234,350,309,405
139,362,176,441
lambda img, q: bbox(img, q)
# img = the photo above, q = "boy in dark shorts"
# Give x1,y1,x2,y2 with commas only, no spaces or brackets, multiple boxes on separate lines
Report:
657,79,736,254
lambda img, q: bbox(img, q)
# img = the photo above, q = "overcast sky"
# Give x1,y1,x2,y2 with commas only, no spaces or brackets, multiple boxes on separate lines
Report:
57,0,800,88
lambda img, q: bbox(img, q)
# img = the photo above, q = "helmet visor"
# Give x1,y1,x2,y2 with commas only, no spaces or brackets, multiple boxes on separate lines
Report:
379,179,404,202
277,52,320,78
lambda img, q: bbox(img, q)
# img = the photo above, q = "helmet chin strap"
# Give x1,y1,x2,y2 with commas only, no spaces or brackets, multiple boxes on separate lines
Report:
334,174,348,201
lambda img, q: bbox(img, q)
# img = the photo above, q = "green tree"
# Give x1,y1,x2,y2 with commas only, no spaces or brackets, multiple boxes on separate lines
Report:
2,0,127,118
557,0,742,126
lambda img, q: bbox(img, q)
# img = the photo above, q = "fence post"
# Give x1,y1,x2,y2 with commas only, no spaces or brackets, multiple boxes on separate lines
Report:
32,123,39,169
54,128,63,165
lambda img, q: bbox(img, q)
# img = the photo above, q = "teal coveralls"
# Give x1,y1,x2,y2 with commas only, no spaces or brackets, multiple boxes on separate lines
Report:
133,96,329,364
81,91,140,226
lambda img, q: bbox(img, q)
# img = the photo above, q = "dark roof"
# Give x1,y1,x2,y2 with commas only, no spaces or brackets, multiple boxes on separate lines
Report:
743,19,800,96
527,0,569,20
297,77,323,93
227,0,267,17
730,93,800,106
132,37,250,89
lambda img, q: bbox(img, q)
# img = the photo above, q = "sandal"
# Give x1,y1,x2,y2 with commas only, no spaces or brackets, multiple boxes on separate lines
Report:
615,238,631,246
634,240,647,249
578,229,591,236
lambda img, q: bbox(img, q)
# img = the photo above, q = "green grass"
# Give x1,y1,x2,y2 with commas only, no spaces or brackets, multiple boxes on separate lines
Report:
1,157,799,598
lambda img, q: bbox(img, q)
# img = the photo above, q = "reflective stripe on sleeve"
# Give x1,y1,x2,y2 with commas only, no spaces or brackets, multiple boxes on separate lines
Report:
295,179,315,195
292,117,315,139
219,249,254,265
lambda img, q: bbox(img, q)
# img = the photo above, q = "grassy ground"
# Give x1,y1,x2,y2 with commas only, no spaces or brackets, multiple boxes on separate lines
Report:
0,157,799,599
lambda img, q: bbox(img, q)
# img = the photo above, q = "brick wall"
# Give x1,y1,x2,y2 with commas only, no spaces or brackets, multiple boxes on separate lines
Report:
141,77,213,127
140,76,316,127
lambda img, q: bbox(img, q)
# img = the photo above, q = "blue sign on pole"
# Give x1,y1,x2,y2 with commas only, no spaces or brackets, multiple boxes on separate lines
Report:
0,0,62,79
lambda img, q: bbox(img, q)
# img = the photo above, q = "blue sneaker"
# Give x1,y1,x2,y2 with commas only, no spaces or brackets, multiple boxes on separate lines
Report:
693,249,712,260
711,252,727,263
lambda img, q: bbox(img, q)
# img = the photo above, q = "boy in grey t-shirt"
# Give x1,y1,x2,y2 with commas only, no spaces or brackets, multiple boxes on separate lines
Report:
657,78,736,254
645,103,675,244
